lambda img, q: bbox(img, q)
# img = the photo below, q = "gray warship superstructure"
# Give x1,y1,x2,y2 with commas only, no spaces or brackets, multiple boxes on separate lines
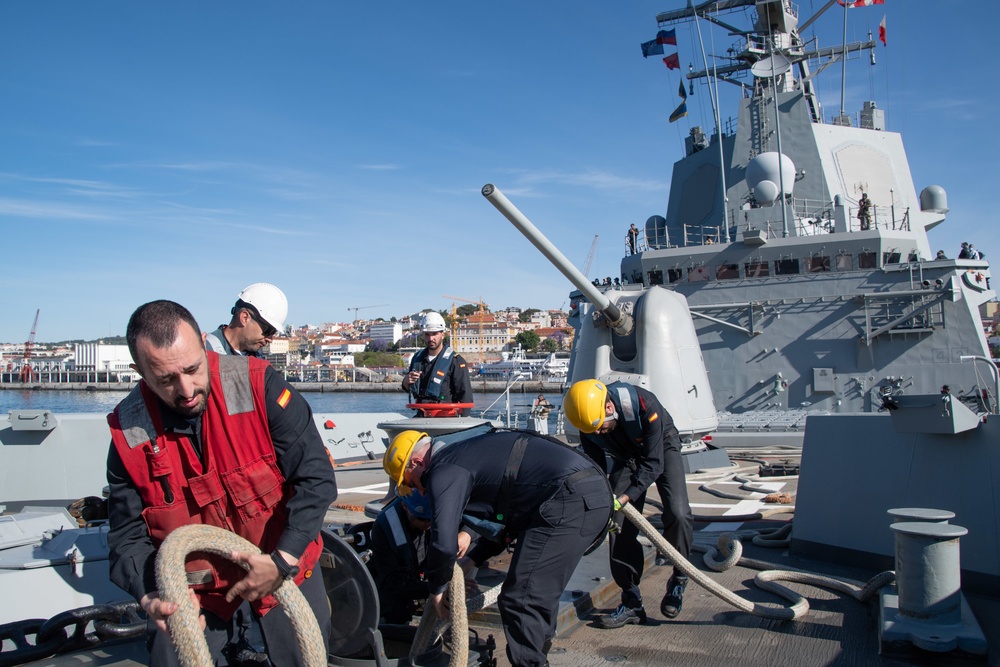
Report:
570,0,995,444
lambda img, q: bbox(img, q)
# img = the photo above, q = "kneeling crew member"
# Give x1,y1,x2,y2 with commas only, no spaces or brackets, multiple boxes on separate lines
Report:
383,429,613,667
370,491,474,624
564,379,693,627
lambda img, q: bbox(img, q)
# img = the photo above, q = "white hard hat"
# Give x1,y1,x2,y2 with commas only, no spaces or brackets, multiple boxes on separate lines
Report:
421,312,447,332
237,283,288,332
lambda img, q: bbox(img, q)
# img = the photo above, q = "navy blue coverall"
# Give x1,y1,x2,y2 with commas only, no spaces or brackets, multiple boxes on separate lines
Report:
580,384,693,609
421,430,612,667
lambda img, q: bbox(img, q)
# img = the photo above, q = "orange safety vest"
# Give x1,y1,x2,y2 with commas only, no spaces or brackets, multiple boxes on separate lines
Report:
108,352,322,619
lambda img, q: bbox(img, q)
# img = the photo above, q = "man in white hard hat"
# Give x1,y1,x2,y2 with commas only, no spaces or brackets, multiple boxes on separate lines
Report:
401,311,474,416
206,283,288,358
202,283,289,661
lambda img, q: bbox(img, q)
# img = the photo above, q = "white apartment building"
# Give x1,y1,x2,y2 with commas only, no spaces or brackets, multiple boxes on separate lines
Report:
264,338,290,354
369,322,403,345
73,342,140,382
530,311,552,328
314,339,365,366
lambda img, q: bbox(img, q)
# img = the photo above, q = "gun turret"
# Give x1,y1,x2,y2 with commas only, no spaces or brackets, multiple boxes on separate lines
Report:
482,183,634,336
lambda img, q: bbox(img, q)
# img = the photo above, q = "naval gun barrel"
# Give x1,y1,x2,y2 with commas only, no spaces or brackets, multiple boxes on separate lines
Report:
482,183,634,336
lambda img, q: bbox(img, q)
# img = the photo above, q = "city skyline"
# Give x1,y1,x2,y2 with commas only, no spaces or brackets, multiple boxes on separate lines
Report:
0,302,567,346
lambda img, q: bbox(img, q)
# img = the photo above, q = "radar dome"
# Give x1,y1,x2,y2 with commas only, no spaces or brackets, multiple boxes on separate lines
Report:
919,185,949,214
746,152,796,205
754,181,780,205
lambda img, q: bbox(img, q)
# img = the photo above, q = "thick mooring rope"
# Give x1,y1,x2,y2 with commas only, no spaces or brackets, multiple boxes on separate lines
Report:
620,503,895,619
156,525,326,667
410,564,505,666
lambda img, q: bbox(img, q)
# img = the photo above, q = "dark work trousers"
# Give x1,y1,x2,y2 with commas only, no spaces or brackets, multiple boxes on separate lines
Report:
498,471,612,667
608,434,693,608
146,571,332,667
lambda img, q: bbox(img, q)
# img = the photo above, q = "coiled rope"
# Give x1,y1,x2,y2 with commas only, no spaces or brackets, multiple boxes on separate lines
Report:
620,503,895,620
156,525,326,667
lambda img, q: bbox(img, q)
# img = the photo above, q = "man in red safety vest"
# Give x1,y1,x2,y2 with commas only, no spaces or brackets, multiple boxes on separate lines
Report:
106,300,337,666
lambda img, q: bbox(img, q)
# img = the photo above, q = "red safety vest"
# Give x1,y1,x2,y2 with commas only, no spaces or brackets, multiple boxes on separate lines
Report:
108,352,322,619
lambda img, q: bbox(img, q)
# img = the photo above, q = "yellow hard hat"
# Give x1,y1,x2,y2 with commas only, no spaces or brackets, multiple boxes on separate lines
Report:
564,379,609,434
383,430,429,496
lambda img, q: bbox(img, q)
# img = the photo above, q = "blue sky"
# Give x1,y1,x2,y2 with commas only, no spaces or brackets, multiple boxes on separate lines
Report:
1,1,994,343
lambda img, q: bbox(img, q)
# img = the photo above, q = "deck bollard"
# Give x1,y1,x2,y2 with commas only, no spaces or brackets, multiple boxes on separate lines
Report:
878,519,987,657
886,507,954,525
890,521,966,625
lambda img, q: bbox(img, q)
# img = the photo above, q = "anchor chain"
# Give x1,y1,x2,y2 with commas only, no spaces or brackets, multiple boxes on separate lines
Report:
0,601,144,667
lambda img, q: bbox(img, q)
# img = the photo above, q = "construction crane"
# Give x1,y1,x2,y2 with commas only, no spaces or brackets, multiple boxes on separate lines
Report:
581,234,599,278
347,304,388,323
19,309,39,383
442,295,489,363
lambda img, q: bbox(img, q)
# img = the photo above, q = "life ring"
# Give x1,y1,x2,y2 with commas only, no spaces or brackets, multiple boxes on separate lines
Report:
406,402,475,418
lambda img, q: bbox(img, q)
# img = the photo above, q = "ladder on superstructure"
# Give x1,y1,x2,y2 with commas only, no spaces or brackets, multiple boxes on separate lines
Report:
748,85,769,159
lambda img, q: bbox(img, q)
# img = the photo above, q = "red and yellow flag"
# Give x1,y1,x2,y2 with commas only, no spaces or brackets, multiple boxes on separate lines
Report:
277,388,292,409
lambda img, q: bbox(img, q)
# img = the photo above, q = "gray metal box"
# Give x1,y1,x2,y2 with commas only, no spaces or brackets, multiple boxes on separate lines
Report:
813,368,836,393
8,410,58,432
888,395,982,435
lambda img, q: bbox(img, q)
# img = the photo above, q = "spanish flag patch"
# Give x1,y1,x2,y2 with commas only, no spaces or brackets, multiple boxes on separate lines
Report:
277,388,292,409
436,370,445,378
648,412,659,423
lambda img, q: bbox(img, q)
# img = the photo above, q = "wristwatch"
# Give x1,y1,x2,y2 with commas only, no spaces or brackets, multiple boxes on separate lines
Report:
270,550,300,581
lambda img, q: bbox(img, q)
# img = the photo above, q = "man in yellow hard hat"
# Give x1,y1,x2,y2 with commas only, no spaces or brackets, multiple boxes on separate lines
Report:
383,428,613,667
563,379,693,627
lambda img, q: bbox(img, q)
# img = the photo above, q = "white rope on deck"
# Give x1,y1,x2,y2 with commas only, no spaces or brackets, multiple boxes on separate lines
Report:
621,503,895,620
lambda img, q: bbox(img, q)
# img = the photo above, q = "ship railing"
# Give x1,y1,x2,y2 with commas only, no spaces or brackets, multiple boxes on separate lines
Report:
847,203,910,232
672,198,911,248
476,370,531,428
789,198,837,235
711,198,912,242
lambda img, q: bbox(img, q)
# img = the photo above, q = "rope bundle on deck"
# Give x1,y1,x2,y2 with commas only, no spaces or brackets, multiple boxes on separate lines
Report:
620,503,895,620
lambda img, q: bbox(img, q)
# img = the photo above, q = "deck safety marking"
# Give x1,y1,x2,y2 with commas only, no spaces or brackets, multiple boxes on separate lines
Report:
337,482,390,494
701,481,786,533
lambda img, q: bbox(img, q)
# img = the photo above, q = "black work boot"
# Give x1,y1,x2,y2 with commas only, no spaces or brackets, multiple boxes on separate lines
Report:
660,573,689,619
597,603,647,629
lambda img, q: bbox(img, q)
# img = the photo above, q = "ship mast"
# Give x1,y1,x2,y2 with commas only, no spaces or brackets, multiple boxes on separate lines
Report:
690,10,729,243
768,38,790,238
657,0,876,241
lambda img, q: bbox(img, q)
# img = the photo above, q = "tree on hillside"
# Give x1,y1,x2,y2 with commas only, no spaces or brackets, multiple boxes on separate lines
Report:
400,331,422,348
540,338,559,353
366,339,388,352
549,329,572,350
456,304,479,317
515,330,540,351
518,308,540,323
355,351,404,368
